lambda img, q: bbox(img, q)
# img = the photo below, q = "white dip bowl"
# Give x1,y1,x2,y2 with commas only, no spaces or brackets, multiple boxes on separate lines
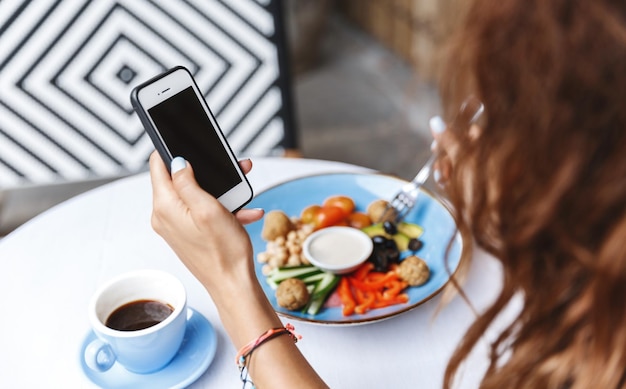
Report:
303,226,373,274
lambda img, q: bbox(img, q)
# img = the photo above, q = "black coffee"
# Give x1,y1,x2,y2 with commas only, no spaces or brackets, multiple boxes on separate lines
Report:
105,299,174,331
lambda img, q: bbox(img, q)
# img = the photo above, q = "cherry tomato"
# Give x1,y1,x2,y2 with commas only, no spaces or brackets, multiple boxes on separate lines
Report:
335,219,350,227
323,195,355,217
300,205,321,224
313,206,347,230
347,212,372,229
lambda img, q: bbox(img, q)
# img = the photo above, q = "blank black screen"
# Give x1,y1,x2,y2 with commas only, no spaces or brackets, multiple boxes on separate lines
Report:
148,87,241,198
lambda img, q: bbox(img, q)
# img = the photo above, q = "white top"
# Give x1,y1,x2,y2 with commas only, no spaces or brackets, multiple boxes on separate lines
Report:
0,157,509,389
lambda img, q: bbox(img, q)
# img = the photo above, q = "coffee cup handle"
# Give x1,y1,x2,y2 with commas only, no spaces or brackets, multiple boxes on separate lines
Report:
84,338,117,372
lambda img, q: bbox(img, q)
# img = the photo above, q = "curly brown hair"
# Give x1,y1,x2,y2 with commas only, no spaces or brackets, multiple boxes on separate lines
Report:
438,1,626,388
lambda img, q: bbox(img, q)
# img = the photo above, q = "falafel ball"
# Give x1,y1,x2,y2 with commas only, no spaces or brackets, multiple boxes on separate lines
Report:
261,210,295,241
397,255,430,286
276,278,310,310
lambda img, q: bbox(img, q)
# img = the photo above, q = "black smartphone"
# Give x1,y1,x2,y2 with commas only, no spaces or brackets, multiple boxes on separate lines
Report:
131,66,253,212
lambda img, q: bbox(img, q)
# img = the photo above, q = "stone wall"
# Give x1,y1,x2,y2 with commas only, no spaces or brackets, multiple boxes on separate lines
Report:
337,0,468,81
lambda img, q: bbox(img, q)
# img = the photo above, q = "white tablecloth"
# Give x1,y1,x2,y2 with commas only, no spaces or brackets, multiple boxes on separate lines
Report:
0,158,505,389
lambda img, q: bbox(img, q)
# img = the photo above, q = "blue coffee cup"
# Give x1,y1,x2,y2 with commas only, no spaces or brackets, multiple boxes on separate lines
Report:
84,270,187,374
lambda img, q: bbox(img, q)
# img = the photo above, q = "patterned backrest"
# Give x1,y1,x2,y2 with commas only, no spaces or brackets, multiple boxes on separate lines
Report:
0,0,297,190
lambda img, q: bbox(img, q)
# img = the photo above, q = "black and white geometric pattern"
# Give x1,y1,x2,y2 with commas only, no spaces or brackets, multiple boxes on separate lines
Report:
0,0,296,188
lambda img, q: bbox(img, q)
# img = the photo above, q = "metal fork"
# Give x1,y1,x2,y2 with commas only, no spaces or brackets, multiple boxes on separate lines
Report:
381,97,485,223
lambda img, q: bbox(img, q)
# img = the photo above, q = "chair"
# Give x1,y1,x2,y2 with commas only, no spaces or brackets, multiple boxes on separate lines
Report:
0,0,298,233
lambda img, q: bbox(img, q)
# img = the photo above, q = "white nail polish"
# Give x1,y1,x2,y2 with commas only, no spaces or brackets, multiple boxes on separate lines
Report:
429,116,446,134
433,169,442,183
171,157,187,174
430,140,438,151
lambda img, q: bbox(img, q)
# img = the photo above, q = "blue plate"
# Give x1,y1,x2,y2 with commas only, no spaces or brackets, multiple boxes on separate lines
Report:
245,173,463,325
80,308,217,388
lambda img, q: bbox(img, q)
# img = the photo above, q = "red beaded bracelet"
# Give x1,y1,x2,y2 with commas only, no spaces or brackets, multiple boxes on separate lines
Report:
236,323,301,388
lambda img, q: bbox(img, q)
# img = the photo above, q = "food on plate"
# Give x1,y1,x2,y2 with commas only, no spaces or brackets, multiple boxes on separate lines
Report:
346,212,372,229
257,195,428,316
258,223,315,274
312,205,347,230
300,205,321,224
276,278,310,310
303,227,373,274
383,220,398,235
258,195,370,274
408,238,424,252
397,255,430,286
368,234,402,272
397,222,424,239
322,195,355,216
267,265,340,315
366,199,396,223
261,210,295,241
362,221,423,252
339,262,409,316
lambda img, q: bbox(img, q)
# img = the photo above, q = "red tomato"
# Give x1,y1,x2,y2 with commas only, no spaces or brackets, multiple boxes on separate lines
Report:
300,205,321,224
323,195,355,217
347,212,372,229
313,206,347,230
335,219,350,227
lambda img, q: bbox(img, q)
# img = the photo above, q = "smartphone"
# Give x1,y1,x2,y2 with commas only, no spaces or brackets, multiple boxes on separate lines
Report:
130,66,253,212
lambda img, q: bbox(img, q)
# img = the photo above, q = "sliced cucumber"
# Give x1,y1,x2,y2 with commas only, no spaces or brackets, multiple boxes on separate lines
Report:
304,272,340,315
266,277,279,290
300,272,328,285
267,265,323,284
266,265,338,315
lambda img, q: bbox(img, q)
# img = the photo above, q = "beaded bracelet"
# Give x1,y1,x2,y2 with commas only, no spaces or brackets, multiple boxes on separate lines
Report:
236,323,301,388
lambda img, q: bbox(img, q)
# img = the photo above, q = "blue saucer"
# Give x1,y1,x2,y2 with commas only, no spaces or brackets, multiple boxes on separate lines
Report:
80,308,217,389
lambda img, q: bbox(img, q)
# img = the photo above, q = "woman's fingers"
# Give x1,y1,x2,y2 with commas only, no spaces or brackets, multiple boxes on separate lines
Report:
149,151,174,195
149,151,183,218
169,157,224,219
238,158,253,175
235,208,265,225
151,152,263,226
430,116,460,162
430,116,453,184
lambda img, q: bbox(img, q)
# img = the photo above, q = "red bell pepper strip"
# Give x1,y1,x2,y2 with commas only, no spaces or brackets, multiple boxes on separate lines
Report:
338,277,356,316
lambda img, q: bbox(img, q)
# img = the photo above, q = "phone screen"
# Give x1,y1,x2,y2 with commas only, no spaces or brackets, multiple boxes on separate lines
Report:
148,86,242,198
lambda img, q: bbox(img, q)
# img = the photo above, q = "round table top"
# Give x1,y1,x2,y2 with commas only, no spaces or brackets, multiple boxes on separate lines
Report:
0,157,506,389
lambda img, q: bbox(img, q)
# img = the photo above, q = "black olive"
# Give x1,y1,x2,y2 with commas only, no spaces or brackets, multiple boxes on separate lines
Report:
408,238,424,252
372,250,389,272
371,235,388,247
385,248,400,263
383,221,398,235
383,238,398,251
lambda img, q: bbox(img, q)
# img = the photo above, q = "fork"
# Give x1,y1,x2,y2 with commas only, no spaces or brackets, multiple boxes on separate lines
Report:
381,97,485,224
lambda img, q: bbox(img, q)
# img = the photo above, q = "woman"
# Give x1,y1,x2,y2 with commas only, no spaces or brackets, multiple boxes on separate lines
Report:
149,0,626,387
435,1,626,388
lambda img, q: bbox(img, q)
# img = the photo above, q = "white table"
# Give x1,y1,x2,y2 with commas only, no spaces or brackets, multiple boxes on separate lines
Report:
0,158,506,389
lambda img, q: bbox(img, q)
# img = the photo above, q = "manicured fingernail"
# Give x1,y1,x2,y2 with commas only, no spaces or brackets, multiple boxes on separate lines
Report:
430,140,438,151
429,116,446,134
171,157,187,174
433,169,442,183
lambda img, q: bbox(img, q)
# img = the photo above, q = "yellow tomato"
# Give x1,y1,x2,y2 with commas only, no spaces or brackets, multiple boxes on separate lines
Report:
300,205,321,224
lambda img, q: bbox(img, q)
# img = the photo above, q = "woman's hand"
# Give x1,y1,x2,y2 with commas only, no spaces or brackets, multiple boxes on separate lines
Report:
148,151,263,290
430,98,484,184
430,116,456,185
148,151,328,388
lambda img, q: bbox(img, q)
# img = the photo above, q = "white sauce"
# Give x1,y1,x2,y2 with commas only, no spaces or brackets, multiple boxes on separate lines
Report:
308,229,371,266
